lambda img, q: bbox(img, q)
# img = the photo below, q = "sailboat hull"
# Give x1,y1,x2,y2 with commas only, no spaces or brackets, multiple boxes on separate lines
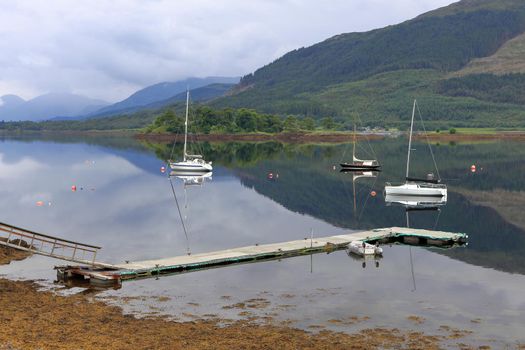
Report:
169,160,212,172
340,163,381,170
384,183,447,197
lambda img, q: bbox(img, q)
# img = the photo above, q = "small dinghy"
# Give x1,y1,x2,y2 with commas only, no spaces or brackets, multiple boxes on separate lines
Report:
347,241,383,257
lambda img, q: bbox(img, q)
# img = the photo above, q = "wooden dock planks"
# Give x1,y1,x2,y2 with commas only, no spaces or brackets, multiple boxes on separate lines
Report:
0,221,467,288
113,227,467,277
49,226,467,287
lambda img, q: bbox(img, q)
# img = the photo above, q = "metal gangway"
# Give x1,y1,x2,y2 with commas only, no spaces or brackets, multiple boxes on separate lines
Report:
0,221,107,267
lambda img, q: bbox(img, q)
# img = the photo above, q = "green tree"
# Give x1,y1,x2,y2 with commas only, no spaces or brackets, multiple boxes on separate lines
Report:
153,110,184,133
235,109,258,132
301,117,316,131
320,116,336,130
283,115,299,132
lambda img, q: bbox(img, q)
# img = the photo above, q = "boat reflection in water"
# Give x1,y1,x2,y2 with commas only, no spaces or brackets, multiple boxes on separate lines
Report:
385,194,447,292
385,194,447,211
340,169,380,218
339,169,379,178
169,170,213,187
346,249,382,269
341,169,383,268
168,170,213,257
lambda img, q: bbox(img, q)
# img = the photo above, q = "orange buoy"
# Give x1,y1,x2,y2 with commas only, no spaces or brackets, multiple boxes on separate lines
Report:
71,185,77,192
371,190,377,197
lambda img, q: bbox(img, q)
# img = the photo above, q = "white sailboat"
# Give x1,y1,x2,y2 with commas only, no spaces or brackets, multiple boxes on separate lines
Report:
168,90,213,172
384,100,446,197
340,124,380,170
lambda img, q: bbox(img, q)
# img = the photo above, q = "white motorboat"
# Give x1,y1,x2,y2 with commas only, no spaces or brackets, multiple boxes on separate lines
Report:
385,100,446,197
169,90,212,173
347,241,383,257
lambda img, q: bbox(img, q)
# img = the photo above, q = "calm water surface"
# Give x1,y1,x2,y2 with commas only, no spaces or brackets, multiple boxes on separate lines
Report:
1,135,524,347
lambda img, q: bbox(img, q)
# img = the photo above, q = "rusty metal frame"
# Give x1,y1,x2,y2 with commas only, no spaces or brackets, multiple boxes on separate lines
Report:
0,221,103,266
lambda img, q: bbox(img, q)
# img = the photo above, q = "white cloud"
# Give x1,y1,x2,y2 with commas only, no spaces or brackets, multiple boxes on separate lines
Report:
0,0,455,102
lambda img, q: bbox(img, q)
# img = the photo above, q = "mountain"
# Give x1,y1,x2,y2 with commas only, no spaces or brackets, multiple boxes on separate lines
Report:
0,94,25,108
90,76,239,117
144,83,236,109
0,95,26,119
84,83,236,124
0,93,109,121
213,0,525,128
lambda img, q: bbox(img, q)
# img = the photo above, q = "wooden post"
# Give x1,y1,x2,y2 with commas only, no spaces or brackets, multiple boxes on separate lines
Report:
92,250,97,266
50,239,58,255
72,244,78,260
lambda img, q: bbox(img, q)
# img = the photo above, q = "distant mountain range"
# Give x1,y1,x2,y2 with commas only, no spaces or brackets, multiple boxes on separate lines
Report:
0,76,239,122
212,0,525,128
10,0,525,128
0,93,109,121
87,77,239,119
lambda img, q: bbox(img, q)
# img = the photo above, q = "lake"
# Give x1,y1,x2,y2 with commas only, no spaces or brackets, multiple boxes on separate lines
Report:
1,134,524,348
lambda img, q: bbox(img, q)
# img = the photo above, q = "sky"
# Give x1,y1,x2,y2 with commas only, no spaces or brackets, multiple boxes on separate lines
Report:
0,0,456,103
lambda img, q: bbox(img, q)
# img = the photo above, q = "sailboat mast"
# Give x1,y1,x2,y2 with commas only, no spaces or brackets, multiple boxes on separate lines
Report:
405,99,416,179
352,123,357,162
352,174,357,218
183,90,189,162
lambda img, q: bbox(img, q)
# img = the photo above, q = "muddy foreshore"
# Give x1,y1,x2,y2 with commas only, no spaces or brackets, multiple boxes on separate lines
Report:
135,132,385,143
135,131,525,144
0,247,509,349
3,129,525,144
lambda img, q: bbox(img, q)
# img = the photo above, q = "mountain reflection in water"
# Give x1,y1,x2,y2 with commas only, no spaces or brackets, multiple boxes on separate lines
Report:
1,135,525,345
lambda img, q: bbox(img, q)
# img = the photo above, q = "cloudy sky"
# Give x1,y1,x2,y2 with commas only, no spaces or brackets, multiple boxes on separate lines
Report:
0,0,455,102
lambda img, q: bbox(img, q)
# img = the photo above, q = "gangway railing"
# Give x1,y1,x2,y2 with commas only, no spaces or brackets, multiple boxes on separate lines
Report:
0,222,106,266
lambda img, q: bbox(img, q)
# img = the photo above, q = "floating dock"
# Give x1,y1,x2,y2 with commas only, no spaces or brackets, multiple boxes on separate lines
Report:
0,221,467,288
54,226,467,288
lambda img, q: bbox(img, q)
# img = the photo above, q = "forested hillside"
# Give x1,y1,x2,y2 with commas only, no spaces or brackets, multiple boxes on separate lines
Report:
212,0,525,128
8,0,525,131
